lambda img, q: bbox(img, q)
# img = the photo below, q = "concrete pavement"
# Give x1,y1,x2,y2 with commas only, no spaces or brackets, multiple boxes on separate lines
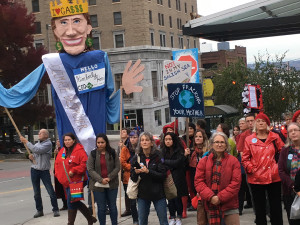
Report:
22,202,289,225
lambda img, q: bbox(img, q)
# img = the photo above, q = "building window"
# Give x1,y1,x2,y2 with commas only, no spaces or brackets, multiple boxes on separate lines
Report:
150,31,155,46
194,39,197,48
152,71,158,99
177,18,182,30
184,2,187,13
192,5,194,13
178,36,183,49
34,22,41,34
113,32,124,48
168,0,171,8
155,110,162,126
89,0,96,5
169,16,172,28
170,35,174,48
90,15,98,27
112,0,120,2
32,0,39,12
93,37,100,50
160,33,166,47
34,40,43,49
149,10,152,24
115,73,133,99
176,0,181,11
157,0,163,5
165,108,170,123
158,13,164,26
187,38,190,49
113,12,122,25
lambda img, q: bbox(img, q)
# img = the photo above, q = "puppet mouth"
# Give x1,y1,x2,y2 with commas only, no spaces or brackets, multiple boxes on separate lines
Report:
62,38,83,46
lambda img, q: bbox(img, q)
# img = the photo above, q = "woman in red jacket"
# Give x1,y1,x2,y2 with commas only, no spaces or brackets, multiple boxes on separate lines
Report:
195,132,241,225
242,112,284,225
55,133,96,225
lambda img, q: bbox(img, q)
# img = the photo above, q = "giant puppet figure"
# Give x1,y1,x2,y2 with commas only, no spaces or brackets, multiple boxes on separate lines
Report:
0,0,144,154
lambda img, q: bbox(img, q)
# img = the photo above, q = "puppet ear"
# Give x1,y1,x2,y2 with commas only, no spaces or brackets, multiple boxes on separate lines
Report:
87,24,92,35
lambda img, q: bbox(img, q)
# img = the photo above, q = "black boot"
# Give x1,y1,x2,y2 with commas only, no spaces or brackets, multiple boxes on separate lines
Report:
78,202,97,225
67,209,77,225
121,196,132,217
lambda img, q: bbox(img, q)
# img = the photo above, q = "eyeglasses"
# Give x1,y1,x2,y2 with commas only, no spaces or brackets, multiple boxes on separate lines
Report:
288,129,300,133
213,141,226,145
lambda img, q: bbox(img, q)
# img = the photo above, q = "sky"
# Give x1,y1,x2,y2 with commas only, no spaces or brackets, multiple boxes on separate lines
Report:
196,0,300,63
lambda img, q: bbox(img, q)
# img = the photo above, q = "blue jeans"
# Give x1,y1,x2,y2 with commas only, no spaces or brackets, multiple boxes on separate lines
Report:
93,189,118,225
31,168,58,212
138,198,168,225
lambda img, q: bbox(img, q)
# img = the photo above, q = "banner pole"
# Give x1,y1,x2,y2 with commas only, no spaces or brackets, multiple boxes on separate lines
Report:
4,107,35,163
119,86,123,218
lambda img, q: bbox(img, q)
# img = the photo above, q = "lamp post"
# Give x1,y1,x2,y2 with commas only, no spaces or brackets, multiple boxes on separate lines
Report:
46,24,51,52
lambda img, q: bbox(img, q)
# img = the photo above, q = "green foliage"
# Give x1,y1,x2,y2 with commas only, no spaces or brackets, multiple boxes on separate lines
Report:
212,52,300,122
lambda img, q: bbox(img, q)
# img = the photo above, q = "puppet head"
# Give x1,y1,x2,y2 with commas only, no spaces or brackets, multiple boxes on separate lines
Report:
49,0,93,55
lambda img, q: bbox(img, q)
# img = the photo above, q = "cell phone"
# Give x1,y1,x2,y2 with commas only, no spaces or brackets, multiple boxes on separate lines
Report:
133,161,141,169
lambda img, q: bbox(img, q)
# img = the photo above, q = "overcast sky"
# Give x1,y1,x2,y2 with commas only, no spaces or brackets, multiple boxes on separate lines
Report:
196,0,300,63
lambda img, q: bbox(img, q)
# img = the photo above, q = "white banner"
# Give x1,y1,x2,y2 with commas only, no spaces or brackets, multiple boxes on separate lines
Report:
42,53,96,153
162,60,191,98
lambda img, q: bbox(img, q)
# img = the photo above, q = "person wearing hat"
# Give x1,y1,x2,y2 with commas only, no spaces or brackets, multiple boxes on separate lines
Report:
292,110,300,124
120,130,140,224
242,112,285,225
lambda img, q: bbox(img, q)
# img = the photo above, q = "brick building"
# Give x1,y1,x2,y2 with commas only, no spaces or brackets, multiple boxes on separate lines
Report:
23,0,199,134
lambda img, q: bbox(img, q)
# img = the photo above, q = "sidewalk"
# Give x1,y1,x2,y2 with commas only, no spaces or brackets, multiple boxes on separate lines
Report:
22,203,288,225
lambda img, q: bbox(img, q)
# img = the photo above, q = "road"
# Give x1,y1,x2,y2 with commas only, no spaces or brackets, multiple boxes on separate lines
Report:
0,139,121,225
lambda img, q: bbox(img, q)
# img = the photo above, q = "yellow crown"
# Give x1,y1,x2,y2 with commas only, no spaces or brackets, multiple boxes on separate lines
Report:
50,0,88,18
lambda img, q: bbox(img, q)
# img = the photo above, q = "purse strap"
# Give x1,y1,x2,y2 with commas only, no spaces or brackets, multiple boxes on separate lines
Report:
62,158,84,183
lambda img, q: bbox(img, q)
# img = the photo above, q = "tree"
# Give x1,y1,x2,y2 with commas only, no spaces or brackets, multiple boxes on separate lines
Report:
212,52,300,123
0,0,54,142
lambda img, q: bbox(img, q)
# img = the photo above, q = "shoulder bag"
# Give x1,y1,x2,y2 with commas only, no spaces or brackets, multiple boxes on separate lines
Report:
127,154,141,199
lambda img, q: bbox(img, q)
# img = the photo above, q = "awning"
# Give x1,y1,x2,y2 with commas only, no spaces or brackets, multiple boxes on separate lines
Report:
205,105,239,118
183,0,300,41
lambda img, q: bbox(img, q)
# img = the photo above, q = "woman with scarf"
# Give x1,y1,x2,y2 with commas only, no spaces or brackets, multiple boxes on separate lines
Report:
190,129,208,225
120,130,140,224
55,133,97,225
195,132,241,225
181,122,196,218
278,122,300,225
161,132,188,225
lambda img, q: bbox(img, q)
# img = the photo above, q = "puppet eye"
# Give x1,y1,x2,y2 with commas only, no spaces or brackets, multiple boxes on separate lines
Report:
74,19,81,24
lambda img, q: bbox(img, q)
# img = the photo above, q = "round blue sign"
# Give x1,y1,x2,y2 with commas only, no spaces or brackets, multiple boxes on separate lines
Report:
179,90,195,109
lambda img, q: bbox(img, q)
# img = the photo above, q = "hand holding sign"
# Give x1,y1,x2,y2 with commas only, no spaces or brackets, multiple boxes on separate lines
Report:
122,59,145,95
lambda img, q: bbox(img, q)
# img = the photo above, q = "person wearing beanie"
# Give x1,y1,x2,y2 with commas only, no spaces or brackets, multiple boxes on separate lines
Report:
120,130,140,224
242,112,285,225
292,110,300,124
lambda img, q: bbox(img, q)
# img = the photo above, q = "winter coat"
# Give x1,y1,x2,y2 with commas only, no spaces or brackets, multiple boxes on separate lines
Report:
242,132,284,184
130,150,166,201
278,146,298,196
55,143,88,188
162,147,188,197
87,149,120,191
194,153,241,212
120,145,135,184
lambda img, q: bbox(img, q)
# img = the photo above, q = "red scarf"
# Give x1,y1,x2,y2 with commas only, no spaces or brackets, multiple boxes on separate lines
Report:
190,146,203,168
208,156,224,225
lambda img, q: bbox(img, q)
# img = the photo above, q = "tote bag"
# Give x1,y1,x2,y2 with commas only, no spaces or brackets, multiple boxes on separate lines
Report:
127,155,141,199
290,195,300,220
163,170,177,200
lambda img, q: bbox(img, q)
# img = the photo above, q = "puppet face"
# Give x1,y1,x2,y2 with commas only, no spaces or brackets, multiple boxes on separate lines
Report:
53,14,92,55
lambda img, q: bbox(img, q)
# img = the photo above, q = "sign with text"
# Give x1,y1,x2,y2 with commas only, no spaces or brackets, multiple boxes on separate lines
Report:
172,48,200,83
73,63,105,94
168,83,205,118
162,60,191,98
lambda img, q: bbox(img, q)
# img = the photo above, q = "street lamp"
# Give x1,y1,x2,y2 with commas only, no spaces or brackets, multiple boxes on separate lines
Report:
46,24,51,52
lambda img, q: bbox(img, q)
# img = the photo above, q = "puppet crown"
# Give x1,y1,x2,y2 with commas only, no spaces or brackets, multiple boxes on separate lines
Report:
50,0,88,18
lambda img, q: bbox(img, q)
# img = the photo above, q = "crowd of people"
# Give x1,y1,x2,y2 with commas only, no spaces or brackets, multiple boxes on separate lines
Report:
20,109,300,225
